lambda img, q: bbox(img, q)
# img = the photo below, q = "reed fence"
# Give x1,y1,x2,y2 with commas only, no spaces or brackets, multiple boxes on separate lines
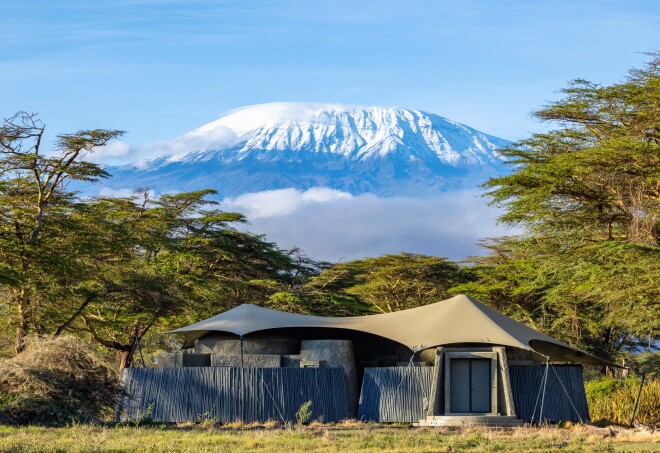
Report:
357,367,433,423
509,364,589,422
117,367,349,423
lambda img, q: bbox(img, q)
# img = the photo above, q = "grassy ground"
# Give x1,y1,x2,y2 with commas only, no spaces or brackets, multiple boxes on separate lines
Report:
0,422,658,452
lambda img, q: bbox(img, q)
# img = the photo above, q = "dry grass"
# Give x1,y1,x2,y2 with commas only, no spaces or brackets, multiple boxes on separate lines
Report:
0,336,118,425
586,376,660,426
0,423,657,452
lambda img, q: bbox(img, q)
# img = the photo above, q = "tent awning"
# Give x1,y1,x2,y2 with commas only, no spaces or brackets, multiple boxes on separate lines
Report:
168,294,618,367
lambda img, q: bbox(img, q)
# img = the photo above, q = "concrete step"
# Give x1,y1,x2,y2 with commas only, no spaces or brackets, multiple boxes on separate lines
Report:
414,415,524,427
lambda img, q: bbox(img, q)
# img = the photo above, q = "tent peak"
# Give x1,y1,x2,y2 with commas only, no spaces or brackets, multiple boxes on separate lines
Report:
169,294,616,367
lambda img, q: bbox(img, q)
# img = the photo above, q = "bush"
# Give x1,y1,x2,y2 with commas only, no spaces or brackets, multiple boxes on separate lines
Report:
586,375,660,426
295,400,313,425
0,336,119,425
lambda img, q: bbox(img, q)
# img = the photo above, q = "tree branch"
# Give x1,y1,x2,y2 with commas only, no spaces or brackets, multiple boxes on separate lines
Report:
54,293,99,337
81,315,131,351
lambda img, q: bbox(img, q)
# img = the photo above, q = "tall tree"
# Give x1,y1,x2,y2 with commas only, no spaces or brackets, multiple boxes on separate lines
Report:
0,112,123,352
0,112,330,364
306,253,468,314
467,54,660,361
44,190,301,368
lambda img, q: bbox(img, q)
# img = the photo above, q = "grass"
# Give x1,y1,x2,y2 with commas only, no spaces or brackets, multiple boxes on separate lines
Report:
0,422,658,452
586,376,660,426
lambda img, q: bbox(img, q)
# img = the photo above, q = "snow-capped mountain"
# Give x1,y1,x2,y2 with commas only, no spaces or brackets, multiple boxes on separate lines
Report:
106,103,511,197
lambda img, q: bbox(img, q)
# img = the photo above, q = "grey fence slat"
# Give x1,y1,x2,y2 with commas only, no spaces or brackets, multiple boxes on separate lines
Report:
509,365,589,422
357,367,433,423
117,367,349,423
357,365,589,423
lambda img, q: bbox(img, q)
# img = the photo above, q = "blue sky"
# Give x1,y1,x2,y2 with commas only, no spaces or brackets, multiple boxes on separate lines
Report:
2,0,659,260
2,0,658,148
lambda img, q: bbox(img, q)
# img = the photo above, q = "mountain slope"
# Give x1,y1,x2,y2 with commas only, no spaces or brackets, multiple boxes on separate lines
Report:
106,103,511,197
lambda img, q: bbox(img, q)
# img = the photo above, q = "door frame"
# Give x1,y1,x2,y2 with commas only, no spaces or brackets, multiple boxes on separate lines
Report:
444,351,498,416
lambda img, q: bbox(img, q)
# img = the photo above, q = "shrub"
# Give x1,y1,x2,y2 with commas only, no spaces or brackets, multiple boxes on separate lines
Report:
586,375,660,426
0,336,119,425
295,400,313,425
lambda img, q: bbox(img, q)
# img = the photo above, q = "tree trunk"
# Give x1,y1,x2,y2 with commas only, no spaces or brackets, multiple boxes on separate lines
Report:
117,349,134,370
601,327,612,375
82,316,133,371
15,289,29,354
541,303,546,328
117,333,140,370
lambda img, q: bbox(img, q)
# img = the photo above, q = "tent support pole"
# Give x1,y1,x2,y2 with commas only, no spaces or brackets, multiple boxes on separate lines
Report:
239,331,245,422
539,357,549,424
630,373,646,427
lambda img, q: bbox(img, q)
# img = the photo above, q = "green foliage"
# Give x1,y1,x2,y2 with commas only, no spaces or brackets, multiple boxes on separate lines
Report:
623,352,660,380
0,112,123,354
585,376,626,401
295,400,313,425
457,237,660,358
196,411,218,427
120,402,155,428
60,189,321,367
0,112,327,365
464,54,660,360
586,376,660,426
485,62,660,245
0,336,118,425
306,253,468,314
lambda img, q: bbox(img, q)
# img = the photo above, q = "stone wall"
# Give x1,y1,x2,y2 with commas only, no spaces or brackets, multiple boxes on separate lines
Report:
210,354,281,368
157,352,210,367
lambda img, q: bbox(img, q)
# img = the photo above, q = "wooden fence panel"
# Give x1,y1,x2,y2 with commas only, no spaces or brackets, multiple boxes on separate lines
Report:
509,365,589,422
357,367,433,423
117,367,349,423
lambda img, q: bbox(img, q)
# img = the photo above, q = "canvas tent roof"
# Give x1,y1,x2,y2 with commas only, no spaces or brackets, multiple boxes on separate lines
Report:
170,294,615,367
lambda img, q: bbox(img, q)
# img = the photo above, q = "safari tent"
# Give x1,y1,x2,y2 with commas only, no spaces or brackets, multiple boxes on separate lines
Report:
118,295,611,425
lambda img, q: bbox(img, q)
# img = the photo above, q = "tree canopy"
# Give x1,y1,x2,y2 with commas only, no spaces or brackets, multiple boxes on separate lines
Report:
461,55,660,362
305,253,468,314
0,112,123,352
0,113,318,366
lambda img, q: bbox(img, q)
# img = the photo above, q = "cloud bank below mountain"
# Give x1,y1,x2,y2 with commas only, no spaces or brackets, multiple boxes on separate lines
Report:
222,187,512,262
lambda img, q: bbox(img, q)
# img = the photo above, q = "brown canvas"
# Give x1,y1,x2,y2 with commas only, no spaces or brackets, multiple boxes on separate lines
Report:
169,294,615,366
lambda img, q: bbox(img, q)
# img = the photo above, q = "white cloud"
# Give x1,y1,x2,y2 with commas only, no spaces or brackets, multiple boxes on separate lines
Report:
83,185,511,262
139,125,238,159
97,187,158,199
87,124,238,167
88,141,133,164
223,187,353,218
222,187,514,262
97,187,135,198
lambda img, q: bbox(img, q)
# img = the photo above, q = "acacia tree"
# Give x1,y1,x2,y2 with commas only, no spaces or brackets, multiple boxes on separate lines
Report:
44,190,309,368
0,112,327,365
306,253,467,314
466,55,660,361
0,112,123,352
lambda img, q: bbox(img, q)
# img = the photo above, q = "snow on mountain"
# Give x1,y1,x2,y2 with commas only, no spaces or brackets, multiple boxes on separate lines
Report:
106,103,511,197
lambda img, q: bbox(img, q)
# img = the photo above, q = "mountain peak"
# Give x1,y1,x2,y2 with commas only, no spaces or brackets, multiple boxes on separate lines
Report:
160,102,507,166
108,103,511,197
199,102,364,134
